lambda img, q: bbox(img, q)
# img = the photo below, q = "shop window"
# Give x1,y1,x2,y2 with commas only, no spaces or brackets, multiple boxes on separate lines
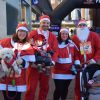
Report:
6,3,18,35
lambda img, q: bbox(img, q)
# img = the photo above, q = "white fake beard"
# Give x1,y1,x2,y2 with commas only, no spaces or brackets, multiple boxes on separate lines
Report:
76,27,90,42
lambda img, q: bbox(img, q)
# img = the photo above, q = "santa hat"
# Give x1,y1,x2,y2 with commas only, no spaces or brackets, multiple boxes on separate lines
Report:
78,19,87,26
16,22,28,33
40,15,50,22
34,34,46,41
60,28,69,33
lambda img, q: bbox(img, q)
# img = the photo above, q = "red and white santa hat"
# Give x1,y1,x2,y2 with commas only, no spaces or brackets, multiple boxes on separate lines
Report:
16,22,28,33
78,19,87,26
40,15,50,22
60,28,69,33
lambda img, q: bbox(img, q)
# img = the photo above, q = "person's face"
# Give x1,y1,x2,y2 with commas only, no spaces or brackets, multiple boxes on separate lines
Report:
40,20,50,31
35,40,43,46
78,23,87,30
60,31,69,41
17,30,27,41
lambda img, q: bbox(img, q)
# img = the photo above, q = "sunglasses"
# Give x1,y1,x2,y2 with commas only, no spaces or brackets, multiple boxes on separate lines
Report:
78,24,87,27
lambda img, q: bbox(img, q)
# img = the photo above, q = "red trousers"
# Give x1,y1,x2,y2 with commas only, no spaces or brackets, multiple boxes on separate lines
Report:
25,67,50,100
75,73,81,100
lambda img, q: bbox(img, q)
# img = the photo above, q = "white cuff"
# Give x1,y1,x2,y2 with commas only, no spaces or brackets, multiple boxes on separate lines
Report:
52,61,55,66
24,61,29,68
89,59,96,64
74,60,80,65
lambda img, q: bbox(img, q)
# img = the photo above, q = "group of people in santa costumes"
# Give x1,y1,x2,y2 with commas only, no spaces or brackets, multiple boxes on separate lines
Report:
72,19,100,100
0,15,58,100
0,14,100,100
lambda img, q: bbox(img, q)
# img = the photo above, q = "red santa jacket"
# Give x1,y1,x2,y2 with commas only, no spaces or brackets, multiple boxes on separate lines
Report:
28,29,58,63
0,38,35,92
52,42,80,80
72,31,100,64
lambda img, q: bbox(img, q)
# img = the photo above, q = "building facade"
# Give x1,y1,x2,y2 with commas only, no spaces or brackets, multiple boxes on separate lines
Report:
0,0,7,39
0,0,32,39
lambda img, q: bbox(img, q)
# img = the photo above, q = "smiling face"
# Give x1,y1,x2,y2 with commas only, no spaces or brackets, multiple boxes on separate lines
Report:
40,20,50,31
17,30,27,41
35,40,43,47
60,31,69,41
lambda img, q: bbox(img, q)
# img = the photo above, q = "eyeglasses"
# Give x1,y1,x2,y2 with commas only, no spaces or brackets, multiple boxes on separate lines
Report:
78,24,87,27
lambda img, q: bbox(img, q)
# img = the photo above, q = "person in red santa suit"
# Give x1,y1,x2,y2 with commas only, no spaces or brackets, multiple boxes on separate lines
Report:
0,22,35,100
52,28,80,100
72,19,100,100
25,15,58,100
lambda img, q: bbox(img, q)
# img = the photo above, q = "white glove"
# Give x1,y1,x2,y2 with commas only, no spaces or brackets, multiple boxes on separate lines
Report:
89,59,96,64
52,61,55,65
88,79,94,85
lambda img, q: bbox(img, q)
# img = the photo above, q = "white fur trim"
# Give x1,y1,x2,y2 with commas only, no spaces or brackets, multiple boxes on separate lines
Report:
24,61,29,68
52,61,55,65
52,74,75,79
21,44,31,50
89,59,96,64
11,39,16,48
0,84,26,92
78,21,87,26
57,57,72,64
37,29,49,41
59,41,74,48
58,44,68,48
74,60,80,65
68,40,79,51
40,18,50,22
21,55,36,62
11,39,31,50
60,28,69,33
16,27,28,33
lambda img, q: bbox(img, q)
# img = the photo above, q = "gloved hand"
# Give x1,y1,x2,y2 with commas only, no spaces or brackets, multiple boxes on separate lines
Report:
71,64,81,75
